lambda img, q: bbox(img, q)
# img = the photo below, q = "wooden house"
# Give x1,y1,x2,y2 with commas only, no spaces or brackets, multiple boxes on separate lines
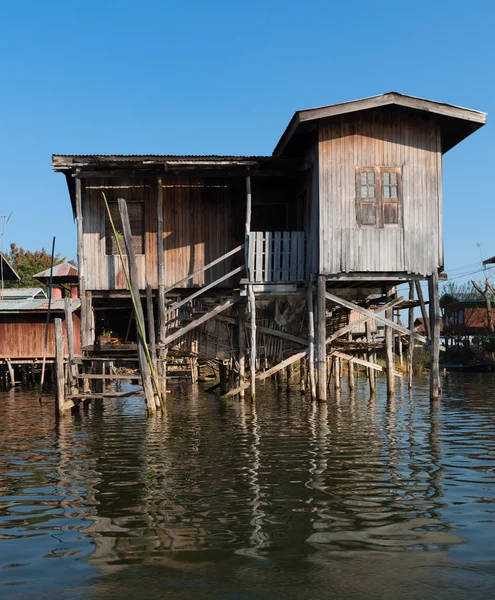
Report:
441,292,495,337
52,92,486,406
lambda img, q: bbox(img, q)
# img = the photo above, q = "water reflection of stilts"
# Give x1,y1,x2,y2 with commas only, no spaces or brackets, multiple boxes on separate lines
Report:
237,400,268,559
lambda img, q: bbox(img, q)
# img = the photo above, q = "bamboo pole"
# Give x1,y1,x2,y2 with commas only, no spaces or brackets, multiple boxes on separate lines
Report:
103,193,162,413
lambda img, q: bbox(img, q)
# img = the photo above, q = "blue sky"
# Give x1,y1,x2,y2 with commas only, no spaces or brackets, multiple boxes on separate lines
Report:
0,0,493,282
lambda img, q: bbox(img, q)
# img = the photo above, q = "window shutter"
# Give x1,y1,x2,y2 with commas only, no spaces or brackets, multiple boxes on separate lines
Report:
381,168,401,227
356,168,378,227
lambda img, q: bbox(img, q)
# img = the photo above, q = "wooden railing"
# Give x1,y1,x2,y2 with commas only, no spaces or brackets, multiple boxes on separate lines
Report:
248,231,306,283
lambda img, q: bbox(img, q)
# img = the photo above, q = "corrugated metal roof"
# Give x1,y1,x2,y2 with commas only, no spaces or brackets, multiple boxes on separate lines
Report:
0,288,46,299
33,263,78,278
0,298,80,313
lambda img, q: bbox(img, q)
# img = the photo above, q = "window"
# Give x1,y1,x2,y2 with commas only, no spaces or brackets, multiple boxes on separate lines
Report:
356,167,401,228
105,201,145,255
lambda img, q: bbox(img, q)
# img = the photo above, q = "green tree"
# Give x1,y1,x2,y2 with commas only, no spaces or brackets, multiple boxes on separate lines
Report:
5,243,68,288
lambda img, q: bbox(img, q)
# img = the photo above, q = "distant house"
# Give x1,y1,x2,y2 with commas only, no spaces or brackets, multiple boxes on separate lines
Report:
0,290,80,359
440,292,494,336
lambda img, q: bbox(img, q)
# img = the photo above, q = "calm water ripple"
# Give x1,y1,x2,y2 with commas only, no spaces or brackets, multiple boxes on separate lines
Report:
1,374,495,598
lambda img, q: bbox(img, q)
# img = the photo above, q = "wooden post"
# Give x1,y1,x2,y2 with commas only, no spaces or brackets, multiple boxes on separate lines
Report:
407,281,415,389
396,311,404,366
316,275,327,402
64,298,78,396
385,288,395,397
300,358,307,395
245,175,256,400
118,199,158,412
146,284,157,363
156,176,167,402
366,320,376,394
6,359,15,387
307,287,317,401
348,333,355,391
219,360,228,395
75,177,88,348
238,303,246,398
429,271,441,401
415,281,431,340
54,318,66,417
334,356,341,389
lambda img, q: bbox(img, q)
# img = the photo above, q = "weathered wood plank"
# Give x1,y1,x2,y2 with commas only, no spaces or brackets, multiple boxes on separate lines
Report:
162,298,237,346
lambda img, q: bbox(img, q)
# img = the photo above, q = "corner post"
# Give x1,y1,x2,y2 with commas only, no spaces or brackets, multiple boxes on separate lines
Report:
307,286,317,401
316,275,327,402
156,176,167,402
429,271,441,401
245,175,256,399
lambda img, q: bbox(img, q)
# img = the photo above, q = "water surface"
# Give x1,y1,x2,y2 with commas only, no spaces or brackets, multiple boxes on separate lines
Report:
1,374,495,599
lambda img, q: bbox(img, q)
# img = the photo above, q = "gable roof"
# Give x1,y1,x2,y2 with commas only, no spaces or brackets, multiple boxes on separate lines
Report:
273,92,487,157
0,253,20,282
33,262,78,283
0,287,47,300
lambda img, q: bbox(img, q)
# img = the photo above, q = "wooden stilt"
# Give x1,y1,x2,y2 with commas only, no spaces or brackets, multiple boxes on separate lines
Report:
245,175,256,400
219,360,228,395
316,275,327,402
238,303,246,399
64,298,79,396
366,320,376,394
156,176,167,404
407,281,415,389
54,318,66,417
385,288,395,397
307,286,317,401
415,281,431,340
300,358,307,395
348,333,355,392
6,359,15,387
334,356,341,389
429,271,441,401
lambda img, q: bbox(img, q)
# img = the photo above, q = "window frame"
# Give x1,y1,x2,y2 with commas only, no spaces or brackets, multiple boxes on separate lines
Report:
356,166,402,229
105,200,146,256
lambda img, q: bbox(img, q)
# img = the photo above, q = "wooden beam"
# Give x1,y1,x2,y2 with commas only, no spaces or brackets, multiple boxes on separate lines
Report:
221,349,309,399
162,298,237,346
415,281,431,340
325,292,429,345
325,296,404,344
333,351,402,376
164,265,245,318
162,244,244,296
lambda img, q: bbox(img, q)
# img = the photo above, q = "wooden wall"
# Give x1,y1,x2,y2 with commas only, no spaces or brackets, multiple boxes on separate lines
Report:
0,313,81,358
318,109,442,276
83,175,305,291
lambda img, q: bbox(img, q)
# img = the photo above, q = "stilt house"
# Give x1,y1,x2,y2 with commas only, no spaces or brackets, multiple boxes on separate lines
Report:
52,92,486,402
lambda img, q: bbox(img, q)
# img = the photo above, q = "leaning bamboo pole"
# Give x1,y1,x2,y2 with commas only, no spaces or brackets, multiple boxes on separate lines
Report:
102,193,164,414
